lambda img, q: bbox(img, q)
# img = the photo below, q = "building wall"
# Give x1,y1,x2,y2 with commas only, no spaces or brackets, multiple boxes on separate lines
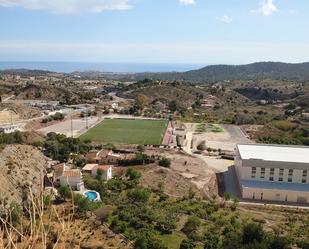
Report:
235,146,309,204
242,187,309,203
100,156,119,164
60,176,84,191
236,160,308,184
235,147,308,184
92,168,112,181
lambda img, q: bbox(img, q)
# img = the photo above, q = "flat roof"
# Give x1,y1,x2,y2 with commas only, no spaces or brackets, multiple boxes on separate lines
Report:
82,164,98,171
241,180,309,192
237,144,309,164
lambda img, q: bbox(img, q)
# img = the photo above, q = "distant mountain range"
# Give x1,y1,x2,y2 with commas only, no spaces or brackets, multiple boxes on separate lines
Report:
133,62,309,82
2,62,309,82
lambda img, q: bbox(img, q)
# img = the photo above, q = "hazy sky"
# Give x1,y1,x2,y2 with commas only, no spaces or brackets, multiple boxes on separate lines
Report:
0,0,308,64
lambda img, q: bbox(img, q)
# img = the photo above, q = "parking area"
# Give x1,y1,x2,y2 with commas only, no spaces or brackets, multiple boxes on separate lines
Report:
193,124,252,152
38,117,101,137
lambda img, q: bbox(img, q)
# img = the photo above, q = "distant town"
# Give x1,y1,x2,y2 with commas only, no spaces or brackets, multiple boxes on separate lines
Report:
0,64,308,248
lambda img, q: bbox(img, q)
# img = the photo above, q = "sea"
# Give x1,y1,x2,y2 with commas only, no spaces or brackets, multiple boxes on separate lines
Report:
0,61,204,73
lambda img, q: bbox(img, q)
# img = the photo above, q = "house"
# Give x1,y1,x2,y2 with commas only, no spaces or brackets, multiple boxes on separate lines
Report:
60,170,84,191
53,163,84,191
0,124,21,134
235,144,309,204
86,149,122,165
91,165,113,181
200,95,218,109
52,163,68,178
82,163,98,173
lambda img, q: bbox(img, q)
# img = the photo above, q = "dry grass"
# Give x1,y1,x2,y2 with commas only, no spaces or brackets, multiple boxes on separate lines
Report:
0,188,75,249
0,186,132,249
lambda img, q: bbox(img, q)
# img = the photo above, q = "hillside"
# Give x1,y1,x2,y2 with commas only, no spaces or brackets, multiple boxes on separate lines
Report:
0,145,46,213
15,83,83,104
16,83,66,100
133,62,309,82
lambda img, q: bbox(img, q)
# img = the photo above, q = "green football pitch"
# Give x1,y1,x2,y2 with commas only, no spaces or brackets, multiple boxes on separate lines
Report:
80,118,168,145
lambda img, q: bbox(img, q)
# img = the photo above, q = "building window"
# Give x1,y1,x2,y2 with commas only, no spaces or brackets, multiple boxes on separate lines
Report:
269,177,274,181
279,168,284,176
288,169,293,176
251,167,256,179
278,177,283,182
302,170,307,183
288,178,292,183
260,168,265,179
270,168,275,176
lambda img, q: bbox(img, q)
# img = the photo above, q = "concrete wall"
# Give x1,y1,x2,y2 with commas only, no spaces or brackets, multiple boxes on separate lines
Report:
242,187,309,203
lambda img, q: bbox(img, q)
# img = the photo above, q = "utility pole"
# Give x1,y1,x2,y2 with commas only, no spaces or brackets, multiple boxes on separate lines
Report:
70,114,73,138
85,108,89,130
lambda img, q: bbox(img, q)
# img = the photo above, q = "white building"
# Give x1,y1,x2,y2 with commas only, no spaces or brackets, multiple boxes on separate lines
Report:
53,163,84,191
91,165,113,181
235,144,309,204
0,124,21,134
82,163,98,173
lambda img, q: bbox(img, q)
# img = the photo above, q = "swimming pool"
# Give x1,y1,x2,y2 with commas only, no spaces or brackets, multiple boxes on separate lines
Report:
83,190,100,201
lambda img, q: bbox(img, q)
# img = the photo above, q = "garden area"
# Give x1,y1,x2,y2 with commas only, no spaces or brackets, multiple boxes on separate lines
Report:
195,123,223,133
77,168,309,249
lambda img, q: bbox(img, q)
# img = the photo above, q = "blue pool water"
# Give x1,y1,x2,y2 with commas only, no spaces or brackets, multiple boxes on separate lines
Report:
84,191,98,201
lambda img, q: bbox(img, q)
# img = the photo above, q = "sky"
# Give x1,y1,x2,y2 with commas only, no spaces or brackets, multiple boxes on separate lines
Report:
0,0,308,64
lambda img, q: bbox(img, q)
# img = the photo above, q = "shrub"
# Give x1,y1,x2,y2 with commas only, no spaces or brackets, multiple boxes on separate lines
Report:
223,192,232,201
158,158,171,168
155,215,177,234
73,194,99,214
273,120,296,131
137,145,145,152
127,188,150,203
197,141,206,151
182,216,201,236
268,235,290,249
126,168,141,181
95,205,116,224
180,239,195,249
242,223,265,244
134,232,167,249
58,186,71,201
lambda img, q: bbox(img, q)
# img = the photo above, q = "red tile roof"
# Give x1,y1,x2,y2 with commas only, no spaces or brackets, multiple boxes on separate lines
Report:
62,170,81,177
94,165,112,171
